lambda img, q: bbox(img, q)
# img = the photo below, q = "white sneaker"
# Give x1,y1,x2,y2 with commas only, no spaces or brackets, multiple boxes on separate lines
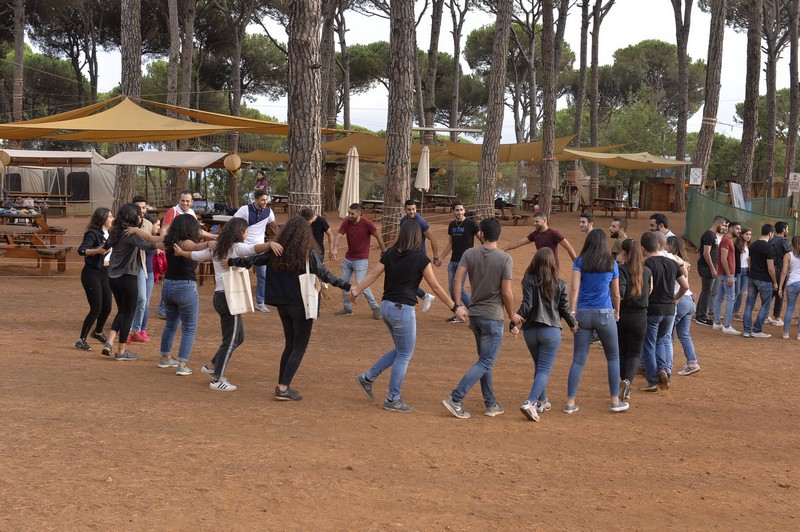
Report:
519,401,540,422
722,326,742,335
712,322,724,331
422,293,435,312
750,332,772,339
255,303,270,313
783,333,790,339
209,378,237,391
772,318,784,326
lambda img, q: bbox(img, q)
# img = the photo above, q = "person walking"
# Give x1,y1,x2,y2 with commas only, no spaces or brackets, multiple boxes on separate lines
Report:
174,217,281,390
563,229,628,414
353,222,460,412
330,203,385,319
229,215,353,401
616,238,651,401
743,224,778,338
439,201,482,323
639,232,689,393
103,203,161,361
442,217,514,420
712,221,742,334
510,248,577,422
779,236,800,340
503,211,577,268
233,189,276,313
666,236,701,376
75,208,113,351
732,227,752,321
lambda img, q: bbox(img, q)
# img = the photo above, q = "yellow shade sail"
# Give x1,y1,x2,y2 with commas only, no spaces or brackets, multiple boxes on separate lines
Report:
563,149,692,170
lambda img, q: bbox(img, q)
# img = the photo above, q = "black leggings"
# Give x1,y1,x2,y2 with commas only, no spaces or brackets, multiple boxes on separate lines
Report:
211,291,244,379
109,274,139,344
617,310,647,383
79,266,112,339
276,304,314,387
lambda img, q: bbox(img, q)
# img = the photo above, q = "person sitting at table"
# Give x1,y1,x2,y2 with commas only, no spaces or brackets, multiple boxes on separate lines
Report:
75,207,114,351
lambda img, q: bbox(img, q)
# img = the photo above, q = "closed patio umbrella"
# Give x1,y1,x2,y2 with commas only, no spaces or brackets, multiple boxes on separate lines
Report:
415,145,431,211
338,145,360,219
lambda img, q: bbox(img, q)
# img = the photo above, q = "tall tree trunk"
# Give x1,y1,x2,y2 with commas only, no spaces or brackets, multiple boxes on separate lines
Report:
476,0,513,219
573,1,590,158
12,0,24,125
528,27,538,141
761,0,790,200
540,0,557,217
87,0,99,103
335,7,351,130
413,34,426,130
166,0,180,202
694,0,726,189
447,0,470,197
383,0,416,242
737,0,763,201
177,0,196,165
671,0,693,212
786,0,800,177
321,0,339,212
114,0,142,212
287,0,323,215
423,0,445,144
589,0,615,200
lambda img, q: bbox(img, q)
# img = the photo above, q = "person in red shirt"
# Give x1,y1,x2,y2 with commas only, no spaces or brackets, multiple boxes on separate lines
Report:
713,221,742,333
331,203,386,319
503,211,577,269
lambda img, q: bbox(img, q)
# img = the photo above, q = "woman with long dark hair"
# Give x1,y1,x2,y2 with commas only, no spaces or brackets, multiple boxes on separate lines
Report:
228,215,351,400
352,221,460,413
666,236,700,376
158,213,212,374
779,236,800,339
616,239,651,400
565,228,628,414
733,227,752,320
510,247,577,421
174,217,280,390
104,203,160,361
75,207,114,351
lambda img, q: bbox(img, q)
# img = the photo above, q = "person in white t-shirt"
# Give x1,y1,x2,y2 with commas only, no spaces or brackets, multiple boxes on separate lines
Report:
665,235,701,376
233,189,277,312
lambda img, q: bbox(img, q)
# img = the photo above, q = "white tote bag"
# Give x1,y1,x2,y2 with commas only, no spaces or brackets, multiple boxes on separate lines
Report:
299,255,321,320
222,266,255,315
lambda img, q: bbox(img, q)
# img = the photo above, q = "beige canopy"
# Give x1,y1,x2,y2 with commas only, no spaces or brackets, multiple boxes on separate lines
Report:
563,149,692,170
443,135,577,163
102,151,251,171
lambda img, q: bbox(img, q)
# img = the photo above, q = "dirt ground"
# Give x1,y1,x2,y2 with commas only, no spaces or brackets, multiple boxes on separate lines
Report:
1,207,798,530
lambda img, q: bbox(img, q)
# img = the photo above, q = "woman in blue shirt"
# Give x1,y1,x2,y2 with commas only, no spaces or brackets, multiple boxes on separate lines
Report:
565,229,628,414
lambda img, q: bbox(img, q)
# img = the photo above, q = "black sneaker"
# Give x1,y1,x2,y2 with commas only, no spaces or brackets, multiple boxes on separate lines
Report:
274,386,303,401
694,316,712,326
383,399,413,413
355,374,374,399
75,339,92,351
446,316,464,323
91,331,108,343
639,383,659,393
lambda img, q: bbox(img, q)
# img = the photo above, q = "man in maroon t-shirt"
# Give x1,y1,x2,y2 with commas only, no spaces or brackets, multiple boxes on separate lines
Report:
331,203,386,319
712,221,741,332
503,211,576,268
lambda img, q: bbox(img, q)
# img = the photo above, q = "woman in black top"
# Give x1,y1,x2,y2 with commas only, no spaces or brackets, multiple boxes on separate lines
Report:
75,208,114,351
616,239,652,401
104,203,159,361
511,248,577,421
351,222,460,413
228,215,351,401
158,214,212,375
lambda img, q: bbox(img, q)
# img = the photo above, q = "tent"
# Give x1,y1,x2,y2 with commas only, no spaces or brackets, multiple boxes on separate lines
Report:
1,149,116,214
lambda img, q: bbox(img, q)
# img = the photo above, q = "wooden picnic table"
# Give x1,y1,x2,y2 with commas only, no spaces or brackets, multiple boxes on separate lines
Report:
0,221,72,274
270,194,289,213
521,194,565,212
423,193,457,207
360,199,383,211
585,197,627,217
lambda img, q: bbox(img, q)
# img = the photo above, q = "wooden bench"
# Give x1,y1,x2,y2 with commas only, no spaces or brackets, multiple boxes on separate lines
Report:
624,206,640,219
0,244,72,275
496,208,530,226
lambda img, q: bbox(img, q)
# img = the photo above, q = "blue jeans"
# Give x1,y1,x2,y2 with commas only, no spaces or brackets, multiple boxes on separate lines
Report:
256,265,266,304
567,308,620,399
783,281,800,336
743,278,774,334
132,269,155,332
447,261,471,307
341,258,377,310
642,314,676,384
734,268,749,314
130,268,147,332
674,294,698,364
523,325,561,404
713,277,737,327
365,301,416,402
160,279,199,362
451,317,504,407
